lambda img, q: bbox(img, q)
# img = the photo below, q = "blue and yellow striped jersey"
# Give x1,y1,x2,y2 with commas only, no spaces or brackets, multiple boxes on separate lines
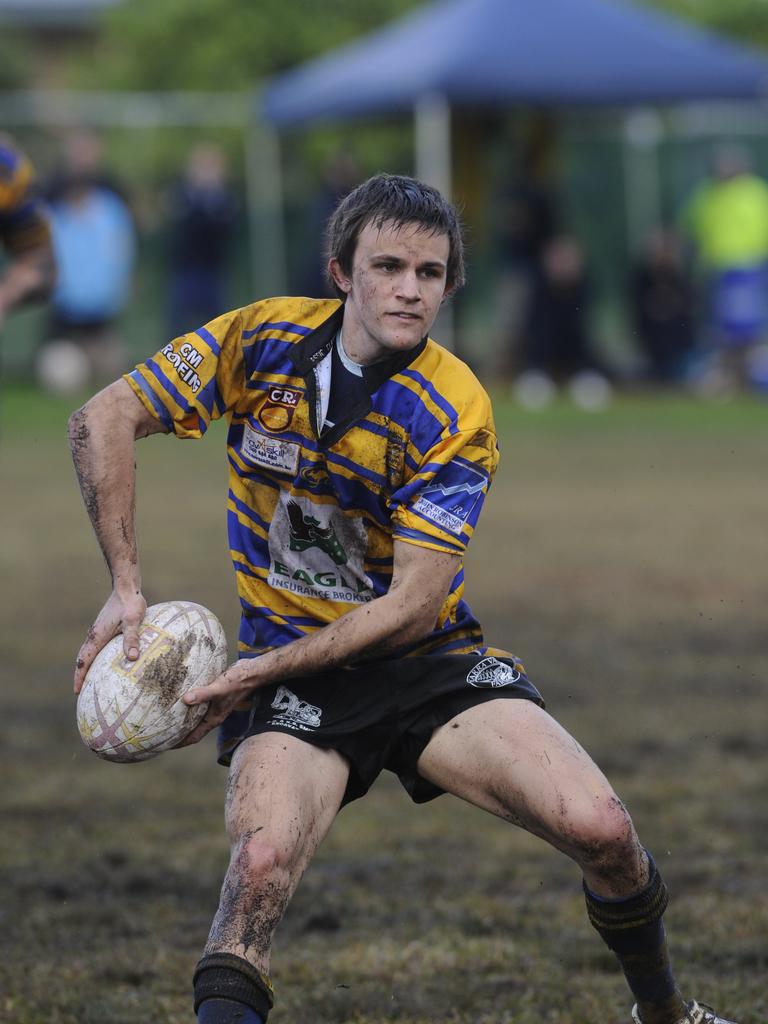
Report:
126,296,500,658
0,140,50,255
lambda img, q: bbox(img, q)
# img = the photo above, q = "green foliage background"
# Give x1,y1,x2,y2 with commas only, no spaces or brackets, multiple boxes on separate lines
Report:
651,0,768,51
5,0,768,375
0,26,32,90
70,0,768,94
76,0,423,91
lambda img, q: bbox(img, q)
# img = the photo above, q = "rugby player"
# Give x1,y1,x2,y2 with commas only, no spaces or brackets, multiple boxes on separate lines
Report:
0,134,54,329
69,174,737,1024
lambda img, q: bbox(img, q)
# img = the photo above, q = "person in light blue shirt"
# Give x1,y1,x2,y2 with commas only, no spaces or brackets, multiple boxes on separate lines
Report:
50,186,134,324
42,129,135,388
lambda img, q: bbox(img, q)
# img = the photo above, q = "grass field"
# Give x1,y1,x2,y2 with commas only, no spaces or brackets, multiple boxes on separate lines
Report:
1,385,766,1024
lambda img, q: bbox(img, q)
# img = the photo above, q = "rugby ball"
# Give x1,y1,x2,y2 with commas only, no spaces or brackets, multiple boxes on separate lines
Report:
76,600,228,763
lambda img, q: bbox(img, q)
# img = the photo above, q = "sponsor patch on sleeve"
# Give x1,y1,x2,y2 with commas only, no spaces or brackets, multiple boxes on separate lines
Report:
411,458,489,538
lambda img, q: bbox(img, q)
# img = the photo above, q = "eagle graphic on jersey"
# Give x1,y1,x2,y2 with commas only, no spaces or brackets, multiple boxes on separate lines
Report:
286,500,347,566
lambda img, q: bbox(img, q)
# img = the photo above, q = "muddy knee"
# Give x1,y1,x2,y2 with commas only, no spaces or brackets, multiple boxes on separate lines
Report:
564,796,644,882
219,831,293,931
206,832,293,961
229,831,290,893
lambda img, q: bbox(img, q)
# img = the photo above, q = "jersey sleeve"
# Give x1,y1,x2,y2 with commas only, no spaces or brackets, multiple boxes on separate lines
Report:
0,148,51,255
124,310,245,438
390,425,499,556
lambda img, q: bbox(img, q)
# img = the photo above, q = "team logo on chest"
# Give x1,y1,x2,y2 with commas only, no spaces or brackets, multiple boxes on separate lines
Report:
385,422,408,490
257,386,303,433
299,462,330,491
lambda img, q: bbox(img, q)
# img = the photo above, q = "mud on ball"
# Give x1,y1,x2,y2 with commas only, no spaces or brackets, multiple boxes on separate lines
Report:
76,600,228,763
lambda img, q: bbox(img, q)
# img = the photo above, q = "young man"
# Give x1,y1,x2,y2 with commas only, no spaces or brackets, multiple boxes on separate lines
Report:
70,174,735,1024
0,134,55,330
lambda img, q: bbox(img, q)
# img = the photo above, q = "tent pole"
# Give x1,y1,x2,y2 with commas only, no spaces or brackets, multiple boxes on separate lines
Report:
414,91,452,197
246,101,287,297
414,91,454,349
622,108,663,257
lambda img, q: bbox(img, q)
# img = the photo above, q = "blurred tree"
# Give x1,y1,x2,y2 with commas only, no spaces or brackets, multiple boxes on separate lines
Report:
0,22,32,89
75,0,422,90
52,0,768,92
650,0,768,51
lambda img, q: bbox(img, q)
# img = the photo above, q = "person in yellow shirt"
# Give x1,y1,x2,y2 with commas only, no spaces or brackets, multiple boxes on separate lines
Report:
682,146,768,392
71,174,737,1024
0,133,54,331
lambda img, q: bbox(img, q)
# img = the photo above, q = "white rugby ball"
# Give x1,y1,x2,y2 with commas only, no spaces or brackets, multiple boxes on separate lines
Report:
76,600,228,763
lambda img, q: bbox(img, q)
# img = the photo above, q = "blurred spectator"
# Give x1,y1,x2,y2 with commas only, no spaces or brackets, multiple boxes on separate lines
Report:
40,129,136,394
492,163,558,376
0,133,54,332
167,142,238,337
300,151,360,297
630,226,696,385
680,145,768,394
514,235,613,410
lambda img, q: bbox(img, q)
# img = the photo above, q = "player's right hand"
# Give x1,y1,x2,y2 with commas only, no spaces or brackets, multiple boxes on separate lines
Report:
74,588,147,694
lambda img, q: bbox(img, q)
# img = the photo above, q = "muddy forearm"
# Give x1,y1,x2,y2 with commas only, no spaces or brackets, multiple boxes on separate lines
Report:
68,391,141,590
236,547,460,689
254,590,420,681
0,245,55,315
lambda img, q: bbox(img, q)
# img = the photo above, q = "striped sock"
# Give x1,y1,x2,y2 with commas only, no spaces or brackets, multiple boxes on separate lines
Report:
193,954,274,1024
584,853,686,1023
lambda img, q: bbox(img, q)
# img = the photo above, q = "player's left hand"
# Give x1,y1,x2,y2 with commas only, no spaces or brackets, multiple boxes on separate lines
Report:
177,661,262,746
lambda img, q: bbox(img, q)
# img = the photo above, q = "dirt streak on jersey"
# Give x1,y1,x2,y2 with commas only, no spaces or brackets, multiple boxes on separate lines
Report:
0,141,50,255
126,297,500,659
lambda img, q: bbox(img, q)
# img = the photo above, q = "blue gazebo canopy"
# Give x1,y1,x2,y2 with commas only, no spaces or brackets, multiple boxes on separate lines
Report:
263,0,768,125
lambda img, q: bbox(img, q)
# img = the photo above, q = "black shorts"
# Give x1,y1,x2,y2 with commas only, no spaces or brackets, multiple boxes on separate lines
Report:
217,652,544,806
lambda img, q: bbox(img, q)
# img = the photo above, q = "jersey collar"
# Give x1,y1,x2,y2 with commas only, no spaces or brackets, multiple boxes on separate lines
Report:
287,302,428,389
288,302,429,449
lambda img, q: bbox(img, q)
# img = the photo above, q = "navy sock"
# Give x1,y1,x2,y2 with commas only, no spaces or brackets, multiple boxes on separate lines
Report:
193,954,273,1023
197,997,264,1023
584,853,684,1022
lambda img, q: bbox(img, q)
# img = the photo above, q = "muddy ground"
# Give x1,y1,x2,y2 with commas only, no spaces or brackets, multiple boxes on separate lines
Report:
1,388,765,1023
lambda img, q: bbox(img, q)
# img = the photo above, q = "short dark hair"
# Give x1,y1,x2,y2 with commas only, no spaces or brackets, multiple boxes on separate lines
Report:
325,173,465,298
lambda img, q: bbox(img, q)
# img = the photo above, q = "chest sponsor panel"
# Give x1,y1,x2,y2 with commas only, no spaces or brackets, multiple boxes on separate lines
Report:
241,422,301,475
267,492,374,604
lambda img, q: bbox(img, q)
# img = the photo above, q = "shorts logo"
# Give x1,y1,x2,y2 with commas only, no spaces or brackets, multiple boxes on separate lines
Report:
269,685,322,732
467,657,520,688
257,387,303,433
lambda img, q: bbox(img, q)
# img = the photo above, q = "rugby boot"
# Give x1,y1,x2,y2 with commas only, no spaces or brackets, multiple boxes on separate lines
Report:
631,1001,739,1024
